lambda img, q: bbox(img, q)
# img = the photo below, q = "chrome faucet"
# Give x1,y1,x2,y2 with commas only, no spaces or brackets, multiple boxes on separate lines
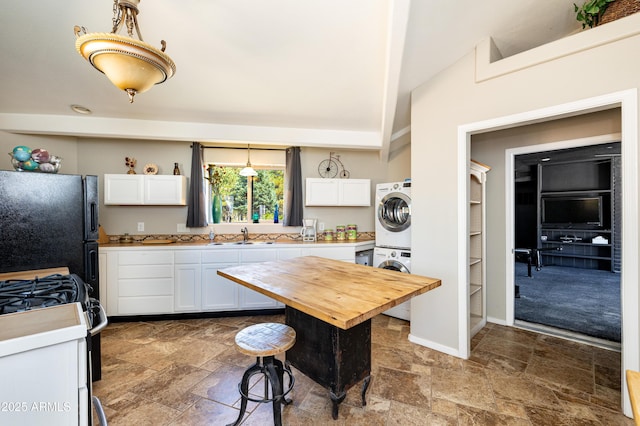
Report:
241,227,249,242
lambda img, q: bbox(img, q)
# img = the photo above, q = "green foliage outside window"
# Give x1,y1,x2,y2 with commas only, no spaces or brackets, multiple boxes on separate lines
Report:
208,165,284,223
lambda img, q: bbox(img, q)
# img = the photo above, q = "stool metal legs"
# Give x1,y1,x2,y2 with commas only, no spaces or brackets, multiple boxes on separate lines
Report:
227,356,294,426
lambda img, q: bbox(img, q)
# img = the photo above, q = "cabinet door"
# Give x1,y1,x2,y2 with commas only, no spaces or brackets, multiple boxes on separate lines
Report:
104,174,144,205
240,249,280,308
202,263,240,311
305,178,370,206
305,178,339,206
339,179,371,206
144,175,187,205
175,264,201,312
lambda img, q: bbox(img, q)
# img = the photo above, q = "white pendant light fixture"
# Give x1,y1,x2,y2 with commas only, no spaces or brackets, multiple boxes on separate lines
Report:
239,145,258,177
74,0,176,103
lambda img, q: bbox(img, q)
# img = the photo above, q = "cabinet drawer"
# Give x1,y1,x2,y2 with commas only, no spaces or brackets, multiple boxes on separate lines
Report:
119,265,173,279
301,247,354,261
202,250,240,264
241,249,277,263
119,278,173,296
175,251,200,264
118,251,173,265
277,248,302,260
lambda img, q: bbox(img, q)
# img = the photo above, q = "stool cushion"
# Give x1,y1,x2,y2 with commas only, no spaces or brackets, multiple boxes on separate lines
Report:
235,323,296,357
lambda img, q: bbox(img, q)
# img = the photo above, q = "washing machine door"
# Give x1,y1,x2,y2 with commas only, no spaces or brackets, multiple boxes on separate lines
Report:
377,260,410,274
377,192,411,233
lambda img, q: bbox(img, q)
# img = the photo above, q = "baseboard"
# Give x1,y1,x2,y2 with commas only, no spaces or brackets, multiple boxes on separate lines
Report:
408,333,462,358
487,316,507,326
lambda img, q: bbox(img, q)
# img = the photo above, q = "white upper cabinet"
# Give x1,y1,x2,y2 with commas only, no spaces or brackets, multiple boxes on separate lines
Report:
305,178,370,206
104,174,187,205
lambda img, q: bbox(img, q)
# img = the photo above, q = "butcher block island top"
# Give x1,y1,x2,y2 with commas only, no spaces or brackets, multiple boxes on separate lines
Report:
217,256,441,329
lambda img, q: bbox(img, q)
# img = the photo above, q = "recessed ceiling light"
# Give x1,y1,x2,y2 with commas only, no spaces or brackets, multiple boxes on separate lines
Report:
540,157,551,162
70,104,92,115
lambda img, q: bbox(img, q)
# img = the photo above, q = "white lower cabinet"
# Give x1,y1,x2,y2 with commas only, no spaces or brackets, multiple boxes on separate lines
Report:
108,250,174,315
174,251,201,312
201,250,240,311
240,249,281,309
102,242,372,316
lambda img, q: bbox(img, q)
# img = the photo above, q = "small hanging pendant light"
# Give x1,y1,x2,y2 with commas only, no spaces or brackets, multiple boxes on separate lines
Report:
239,145,258,177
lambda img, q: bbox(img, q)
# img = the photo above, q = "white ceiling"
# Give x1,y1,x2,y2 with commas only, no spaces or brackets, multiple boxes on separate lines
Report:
0,0,581,155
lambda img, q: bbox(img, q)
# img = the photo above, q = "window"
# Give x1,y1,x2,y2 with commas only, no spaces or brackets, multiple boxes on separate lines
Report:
207,165,284,223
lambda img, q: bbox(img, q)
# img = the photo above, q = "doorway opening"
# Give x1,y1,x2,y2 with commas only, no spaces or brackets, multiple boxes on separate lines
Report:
459,89,638,416
513,143,621,348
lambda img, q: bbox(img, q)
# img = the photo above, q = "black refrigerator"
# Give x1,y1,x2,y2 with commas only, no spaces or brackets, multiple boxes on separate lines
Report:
0,170,102,380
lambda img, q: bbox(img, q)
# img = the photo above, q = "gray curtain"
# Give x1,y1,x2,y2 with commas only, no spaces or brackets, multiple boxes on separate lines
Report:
186,142,208,227
284,147,303,226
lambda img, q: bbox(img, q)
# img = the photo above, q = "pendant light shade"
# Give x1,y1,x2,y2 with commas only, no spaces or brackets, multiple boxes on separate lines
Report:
74,0,176,103
239,145,258,177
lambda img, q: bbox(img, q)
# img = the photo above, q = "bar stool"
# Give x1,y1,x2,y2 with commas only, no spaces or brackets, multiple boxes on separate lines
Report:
227,322,296,426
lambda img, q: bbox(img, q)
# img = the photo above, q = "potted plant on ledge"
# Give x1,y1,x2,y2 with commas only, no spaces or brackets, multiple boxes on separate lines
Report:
574,0,640,28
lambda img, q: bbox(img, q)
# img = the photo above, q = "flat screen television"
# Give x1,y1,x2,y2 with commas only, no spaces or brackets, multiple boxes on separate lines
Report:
541,196,603,228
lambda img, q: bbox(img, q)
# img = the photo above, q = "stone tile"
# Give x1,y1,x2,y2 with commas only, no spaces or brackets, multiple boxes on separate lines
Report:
486,369,562,409
533,340,594,371
150,337,228,370
371,366,430,407
116,339,183,368
475,334,534,363
190,363,250,407
128,363,211,411
487,324,539,347
387,400,456,426
469,347,528,375
98,392,181,426
526,354,594,394
595,363,621,391
524,405,601,425
371,342,416,373
495,398,529,419
168,397,239,425
431,366,495,411
593,345,621,367
457,405,531,425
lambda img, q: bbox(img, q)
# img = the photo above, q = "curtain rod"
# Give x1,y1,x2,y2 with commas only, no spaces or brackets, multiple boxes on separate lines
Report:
190,145,286,151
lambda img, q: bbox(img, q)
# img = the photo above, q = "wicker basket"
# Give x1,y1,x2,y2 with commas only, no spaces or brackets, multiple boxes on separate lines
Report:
600,0,640,25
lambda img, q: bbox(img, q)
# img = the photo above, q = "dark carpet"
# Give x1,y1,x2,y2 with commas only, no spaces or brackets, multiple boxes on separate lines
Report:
514,263,621,342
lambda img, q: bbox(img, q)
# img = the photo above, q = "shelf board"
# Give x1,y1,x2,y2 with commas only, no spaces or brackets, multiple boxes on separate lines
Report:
470,200,481,204
542,253,611,261
541,241,611,247
469,257,482,266
470,284,482,296
541,189,611,196
470,231,481,237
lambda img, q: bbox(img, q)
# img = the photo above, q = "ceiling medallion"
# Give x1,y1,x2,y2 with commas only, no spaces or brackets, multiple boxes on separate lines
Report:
74,0,176,103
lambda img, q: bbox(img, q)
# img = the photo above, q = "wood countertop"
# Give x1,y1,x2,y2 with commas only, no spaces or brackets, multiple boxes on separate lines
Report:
218,256,441,329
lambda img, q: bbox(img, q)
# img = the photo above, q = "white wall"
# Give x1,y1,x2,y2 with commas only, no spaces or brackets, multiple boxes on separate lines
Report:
410,15,640,361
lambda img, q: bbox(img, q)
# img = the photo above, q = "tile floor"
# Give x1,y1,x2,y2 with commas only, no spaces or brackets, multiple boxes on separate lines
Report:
93,314,633,425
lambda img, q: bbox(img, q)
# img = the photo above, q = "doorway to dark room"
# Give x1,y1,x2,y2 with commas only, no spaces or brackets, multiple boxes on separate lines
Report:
513,142,621,346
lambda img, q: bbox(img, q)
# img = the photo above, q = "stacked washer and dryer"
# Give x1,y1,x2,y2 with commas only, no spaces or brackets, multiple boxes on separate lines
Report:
374,181,412,320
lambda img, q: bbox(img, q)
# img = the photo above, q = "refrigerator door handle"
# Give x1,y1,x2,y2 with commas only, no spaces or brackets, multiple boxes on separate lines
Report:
90,202,98,234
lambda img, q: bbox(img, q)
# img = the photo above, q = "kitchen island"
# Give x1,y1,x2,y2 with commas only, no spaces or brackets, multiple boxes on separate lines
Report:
217,256,441,419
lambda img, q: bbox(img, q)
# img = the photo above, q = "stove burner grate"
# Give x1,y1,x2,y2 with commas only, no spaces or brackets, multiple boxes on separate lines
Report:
0,274,82,314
